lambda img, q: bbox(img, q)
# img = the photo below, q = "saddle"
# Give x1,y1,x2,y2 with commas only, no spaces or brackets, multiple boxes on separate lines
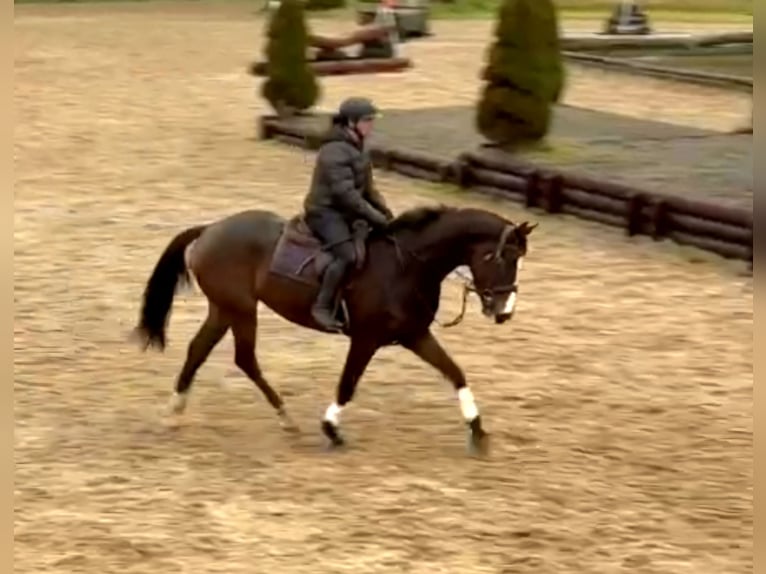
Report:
269,215,370,286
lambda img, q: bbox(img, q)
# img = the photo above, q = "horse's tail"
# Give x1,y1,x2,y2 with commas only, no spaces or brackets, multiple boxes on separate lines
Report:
133,224,208,351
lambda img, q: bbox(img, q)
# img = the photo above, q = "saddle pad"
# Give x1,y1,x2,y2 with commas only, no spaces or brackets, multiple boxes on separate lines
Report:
269,216,368,285
269,223,328,285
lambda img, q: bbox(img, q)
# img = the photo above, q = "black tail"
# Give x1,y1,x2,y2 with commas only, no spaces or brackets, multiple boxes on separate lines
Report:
134,225,207,351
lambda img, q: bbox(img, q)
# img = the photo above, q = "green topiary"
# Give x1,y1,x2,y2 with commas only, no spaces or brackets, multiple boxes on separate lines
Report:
261,0,320,115
476,0,565,146
305,0,345,10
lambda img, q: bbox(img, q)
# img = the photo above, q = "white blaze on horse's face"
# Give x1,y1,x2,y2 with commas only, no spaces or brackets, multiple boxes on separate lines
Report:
501,291,517,316
507,256,523,312
495,256,523,322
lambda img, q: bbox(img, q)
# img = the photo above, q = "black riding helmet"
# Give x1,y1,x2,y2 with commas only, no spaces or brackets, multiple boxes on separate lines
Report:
334,97,380,126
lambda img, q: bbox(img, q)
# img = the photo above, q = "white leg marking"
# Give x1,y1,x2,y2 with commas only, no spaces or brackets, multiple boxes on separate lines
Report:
168,392,188,415
324,402,343,426
517,256,524,272
457,387,479,421
501,291,517,315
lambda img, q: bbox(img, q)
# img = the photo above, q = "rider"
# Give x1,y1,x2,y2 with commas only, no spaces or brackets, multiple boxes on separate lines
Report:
303,97,394,332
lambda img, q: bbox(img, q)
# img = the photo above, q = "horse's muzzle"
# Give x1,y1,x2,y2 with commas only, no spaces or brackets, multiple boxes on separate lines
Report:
493,290,517,324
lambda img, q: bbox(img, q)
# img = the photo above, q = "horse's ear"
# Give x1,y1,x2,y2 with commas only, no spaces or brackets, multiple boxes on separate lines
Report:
516,221,538,236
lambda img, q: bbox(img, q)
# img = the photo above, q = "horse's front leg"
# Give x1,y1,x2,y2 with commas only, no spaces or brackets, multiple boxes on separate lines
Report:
321,337,379,448
403,330,489,455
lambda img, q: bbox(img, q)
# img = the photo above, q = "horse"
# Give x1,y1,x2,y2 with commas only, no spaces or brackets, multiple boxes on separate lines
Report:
132,204,536,455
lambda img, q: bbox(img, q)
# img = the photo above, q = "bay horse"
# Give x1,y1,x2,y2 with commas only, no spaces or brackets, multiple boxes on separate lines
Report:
133,205,536,454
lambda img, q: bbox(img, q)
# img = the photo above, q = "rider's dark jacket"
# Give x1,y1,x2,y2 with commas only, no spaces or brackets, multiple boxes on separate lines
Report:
303,125,392,230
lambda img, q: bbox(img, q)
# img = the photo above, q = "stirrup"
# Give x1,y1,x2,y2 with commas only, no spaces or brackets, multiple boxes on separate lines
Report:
312,306,344,332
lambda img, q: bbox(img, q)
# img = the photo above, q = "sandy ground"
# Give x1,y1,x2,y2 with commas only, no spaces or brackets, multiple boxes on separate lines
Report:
14,4,752,574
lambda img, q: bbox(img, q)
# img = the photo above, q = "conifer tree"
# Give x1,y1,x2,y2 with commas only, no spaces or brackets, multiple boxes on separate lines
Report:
261,0,320,115
476,0,565,146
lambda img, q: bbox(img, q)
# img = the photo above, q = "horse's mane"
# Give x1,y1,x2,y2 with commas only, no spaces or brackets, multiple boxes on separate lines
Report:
387,204,455,233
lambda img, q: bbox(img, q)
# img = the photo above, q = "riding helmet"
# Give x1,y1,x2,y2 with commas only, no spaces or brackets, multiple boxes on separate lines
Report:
337,97,380,123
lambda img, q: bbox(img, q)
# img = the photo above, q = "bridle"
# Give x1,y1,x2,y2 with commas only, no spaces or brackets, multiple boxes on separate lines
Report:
480,223,518,297
391,223,518,328
445,223,520,327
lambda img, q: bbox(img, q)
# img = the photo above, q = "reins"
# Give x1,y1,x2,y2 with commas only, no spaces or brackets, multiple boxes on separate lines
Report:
386,223,515,329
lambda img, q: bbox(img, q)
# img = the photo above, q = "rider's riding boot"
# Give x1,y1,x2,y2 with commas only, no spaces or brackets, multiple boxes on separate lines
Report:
312,258,347,332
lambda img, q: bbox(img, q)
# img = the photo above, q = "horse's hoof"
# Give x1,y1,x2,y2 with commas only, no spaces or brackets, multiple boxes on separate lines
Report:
278,409,301,434
321,420,345,448
280,420,302,435
165,392,188,417
468,431,491,457
166,405,184,418
158,407,184,428
323,441,346,454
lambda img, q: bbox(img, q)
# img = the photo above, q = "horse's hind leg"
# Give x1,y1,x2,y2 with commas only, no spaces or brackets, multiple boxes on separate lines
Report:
167,304,229,415
230,310,298,432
